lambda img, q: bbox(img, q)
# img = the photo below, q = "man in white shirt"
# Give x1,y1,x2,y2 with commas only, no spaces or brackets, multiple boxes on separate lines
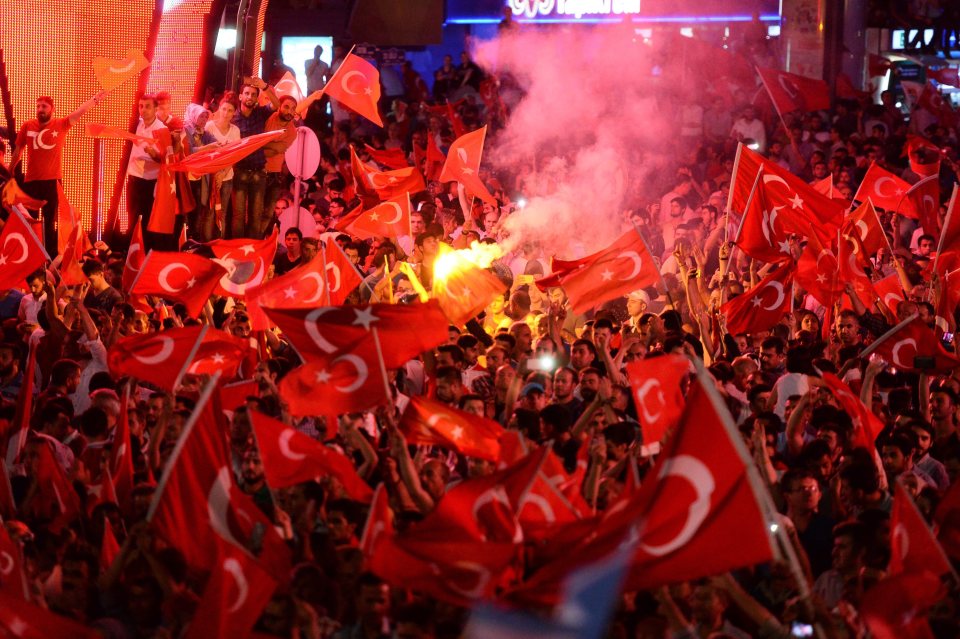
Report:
730,105,767,152
126,93,169,250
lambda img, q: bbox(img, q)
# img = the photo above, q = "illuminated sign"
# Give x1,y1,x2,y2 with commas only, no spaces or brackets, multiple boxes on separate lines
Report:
509,0,641,20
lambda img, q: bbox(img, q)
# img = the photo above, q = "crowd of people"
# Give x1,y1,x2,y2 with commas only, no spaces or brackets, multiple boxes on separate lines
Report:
1,22,960,639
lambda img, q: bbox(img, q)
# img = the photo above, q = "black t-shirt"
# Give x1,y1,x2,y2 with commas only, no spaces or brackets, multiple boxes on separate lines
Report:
273,252,303,276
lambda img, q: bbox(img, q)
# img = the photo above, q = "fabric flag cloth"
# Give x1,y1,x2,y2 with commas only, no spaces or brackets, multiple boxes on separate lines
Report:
91,49,150,90
559,229,660,315
795,232,843,307
937,184,960,258
85,122,154,143
928,66,960,87
58,222,88,287
250,411,373,501
148,165,179,234
868,53,893,77
0,590,103,637
279,341,390,416
264,301,449,367
861,570,942,639
107,324,209,392
756,66,831,114
185,329,252,379
264,70,303,104
732,167,803,263
28,439,82,532
727,144,843,240
399,396,504,462
0,521,30,600
364,144,409,170
56,182,93,258
129,250,228,317
841,199,887,256
935,477,960,560
512,374,779,604
1,179,46,212
904,174,941,235
207,229,278,297
439,126,497,204
245,243,362,331
5,343,37,469
349,145,381,207
147,378,290,581
0,208,49,291
323,52,384,127
854,162,914,214
368,166,426,201
122,217,147,293
819,372,884,447
889,482,953,578
360,484,393,560
626,354,689,445
346,193,411,239
432,244,508,326
166,130,284,174
836,234,878,303
100,522,121,573
861,314,960,373
873,273,905,315
720,265,794,335
183,544,277,639
110,385,135,512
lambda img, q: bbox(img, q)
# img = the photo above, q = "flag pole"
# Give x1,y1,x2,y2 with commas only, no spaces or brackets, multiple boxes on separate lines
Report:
732,165,764,246
145,371,222,522
630,222,675,310
319,242,333,306
933,184,958,275
756,67,800,159
247,412,284,511
371,327,392,403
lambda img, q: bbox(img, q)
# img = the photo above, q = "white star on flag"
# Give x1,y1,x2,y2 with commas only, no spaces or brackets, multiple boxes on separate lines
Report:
450,425,464,440
315,369,332,383
240,244,256,255
790,194,803,209
600,269,614,281
283,286,298,299
186,277,197,288
369,212,380,221
211,353,226,364
816,273,827,283
751,296,763,307
353,307,379,330
778,240,791,254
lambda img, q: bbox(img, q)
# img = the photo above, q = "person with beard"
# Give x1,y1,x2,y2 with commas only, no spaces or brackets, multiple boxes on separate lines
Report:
261,95,298,238
126,93,169,250
11,92,107,257
232,78,280,239
239,448,272,515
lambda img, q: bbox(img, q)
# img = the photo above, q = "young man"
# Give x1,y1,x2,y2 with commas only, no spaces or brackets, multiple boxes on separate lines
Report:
274,228,303,275
125,94,169,250
262,95,298,239
11,92,106,257
232,78,279,238
81,261,123,314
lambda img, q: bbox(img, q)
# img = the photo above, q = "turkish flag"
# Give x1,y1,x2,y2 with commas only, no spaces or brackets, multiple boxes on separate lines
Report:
862,314,960,372
935,477,960,560
56,182,93,257
918,81,959,127
100,521,121,573
368,166,426,201
185,329,252,379
560,229,660,315
837,234,877,302
280,344,390,416
854,162,913,214
868,54,893,77
0,209,50,289
261,70,302,105
819,372,884,446
122,217,147,293
733,168,804,263
219,379,260,414
364,144,409,170
720,264,794,335
263,301,449,367
399,395,504,462
626,354,689,445
446,100,467,138
85,122,154,144
873,273,905,315
937,184,960,257
928,66,960,87
7,339,37,469
0,523,29,600
250,411,373,501
841,199,887,256
728,144,843,240
108,325,209,392
324,53,383,126
147,165,179,235
207,229,278,297
440,126,496,204
904,174,941,235
861,571,942,639
346,193,411,239
756,66,831,114
1,178,46,212
167,130,284,175
432,244,508,326
795,232,843,307
148,381,290,580
889,482,953,577
91,48,150,91
0,590,103,638
514,376,778,604
87,466,119,515
110,386,134,512
27,438,81,532
129,250,228,317
517,462,584,542
360,484,393,560
184,544,277,639
246,244,362,331
58,222,88,287
349,145,381,207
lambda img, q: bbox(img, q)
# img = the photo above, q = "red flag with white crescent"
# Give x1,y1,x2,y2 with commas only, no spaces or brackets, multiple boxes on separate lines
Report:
439,126,497,204
166,130,284,174
860,314,960,372
626,354,689,445
346,193,412,239
107,325,209,392
129,250,228,318
756,66,831,114
854,162,914,215
720,265,794,336
889,482,953,578
323,53,384,127
0,208,49,292
207,229,278,297
398,395,504,461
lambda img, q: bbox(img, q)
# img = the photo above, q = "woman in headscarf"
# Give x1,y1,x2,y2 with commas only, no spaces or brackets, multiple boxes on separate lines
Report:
182,103,216,241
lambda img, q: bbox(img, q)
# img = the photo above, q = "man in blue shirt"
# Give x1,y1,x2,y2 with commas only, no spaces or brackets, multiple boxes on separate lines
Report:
232,78,279,239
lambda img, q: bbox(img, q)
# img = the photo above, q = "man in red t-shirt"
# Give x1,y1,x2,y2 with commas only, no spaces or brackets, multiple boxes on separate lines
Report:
11,92,106,257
